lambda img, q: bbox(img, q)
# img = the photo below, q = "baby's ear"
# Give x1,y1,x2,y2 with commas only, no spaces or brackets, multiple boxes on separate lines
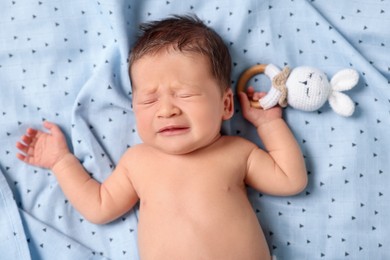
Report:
222,88,234,120
330,69,359,91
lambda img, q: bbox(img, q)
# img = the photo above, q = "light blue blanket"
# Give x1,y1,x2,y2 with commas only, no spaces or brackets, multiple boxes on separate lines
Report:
1,0,389,259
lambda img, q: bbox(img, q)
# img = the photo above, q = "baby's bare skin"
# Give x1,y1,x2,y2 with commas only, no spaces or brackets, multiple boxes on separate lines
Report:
16,49,307,259
128,137,270,259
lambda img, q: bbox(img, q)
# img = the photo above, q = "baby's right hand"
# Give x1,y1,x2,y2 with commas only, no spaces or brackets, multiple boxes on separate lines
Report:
16,121,70,169
238,87,283,128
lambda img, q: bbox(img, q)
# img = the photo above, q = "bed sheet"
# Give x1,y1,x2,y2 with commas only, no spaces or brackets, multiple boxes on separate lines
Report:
0,0,389,259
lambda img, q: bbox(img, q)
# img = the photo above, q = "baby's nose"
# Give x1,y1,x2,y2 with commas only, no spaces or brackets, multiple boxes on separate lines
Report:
157,97,181,118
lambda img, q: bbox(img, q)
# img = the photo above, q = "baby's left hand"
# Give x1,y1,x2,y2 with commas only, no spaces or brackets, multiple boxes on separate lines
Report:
238,86,283,128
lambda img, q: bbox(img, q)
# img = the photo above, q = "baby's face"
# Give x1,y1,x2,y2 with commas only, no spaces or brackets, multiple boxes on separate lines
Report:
130,50,233,154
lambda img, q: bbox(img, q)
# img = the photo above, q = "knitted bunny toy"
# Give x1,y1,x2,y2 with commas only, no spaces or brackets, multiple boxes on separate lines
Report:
237,64,359,117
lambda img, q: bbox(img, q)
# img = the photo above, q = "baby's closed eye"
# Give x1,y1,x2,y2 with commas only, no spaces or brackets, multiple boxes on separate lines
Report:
141,99,158,105
176,92,200,99
178,94,194,98
136,95,158,105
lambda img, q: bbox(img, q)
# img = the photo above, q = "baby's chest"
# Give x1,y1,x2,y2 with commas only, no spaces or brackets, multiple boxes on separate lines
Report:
137,165,245,214
141,160,243,194
138,170,250,225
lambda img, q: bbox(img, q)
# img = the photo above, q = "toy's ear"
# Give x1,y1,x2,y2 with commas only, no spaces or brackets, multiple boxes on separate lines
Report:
328,91,355,117
330,69,359,91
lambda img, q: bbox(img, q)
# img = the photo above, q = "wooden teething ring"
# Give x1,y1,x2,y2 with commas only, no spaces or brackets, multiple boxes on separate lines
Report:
236,64,267,109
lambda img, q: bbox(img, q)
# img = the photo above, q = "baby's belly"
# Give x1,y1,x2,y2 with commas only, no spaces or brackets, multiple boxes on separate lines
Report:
137,189,271,260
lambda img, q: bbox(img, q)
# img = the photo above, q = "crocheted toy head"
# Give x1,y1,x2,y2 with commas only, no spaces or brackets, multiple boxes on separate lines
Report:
237,64,359,117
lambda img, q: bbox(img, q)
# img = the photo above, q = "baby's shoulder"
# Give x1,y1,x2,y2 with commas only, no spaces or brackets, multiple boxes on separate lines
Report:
219,135,257,151
212,136,259,166
118,144,152,163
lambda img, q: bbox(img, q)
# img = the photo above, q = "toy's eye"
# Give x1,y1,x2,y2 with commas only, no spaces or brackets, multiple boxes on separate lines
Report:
300,81,308,85
308,73,313,79
306,87,310,97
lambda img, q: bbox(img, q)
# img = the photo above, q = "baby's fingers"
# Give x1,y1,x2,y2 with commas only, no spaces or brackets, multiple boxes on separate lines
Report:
252,92,267,101
43,121,64,138
26,128,38,137
43,121,61,132
16,152,27,162
16,141,25,153
16,141,31,155
16,153,25,161
238,91,250,110
21,134,33,145
245,86,255,99
16,142,31,163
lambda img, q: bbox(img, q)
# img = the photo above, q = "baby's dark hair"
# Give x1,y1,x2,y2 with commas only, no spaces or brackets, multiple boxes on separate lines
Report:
129,15,232,91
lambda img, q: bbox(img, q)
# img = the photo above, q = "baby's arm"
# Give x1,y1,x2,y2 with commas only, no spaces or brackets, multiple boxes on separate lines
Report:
238,90,307,196
16,121,139,224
